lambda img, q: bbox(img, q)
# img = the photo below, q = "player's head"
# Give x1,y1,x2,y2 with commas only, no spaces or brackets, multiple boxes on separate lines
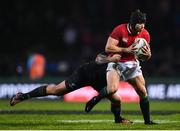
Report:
129,9,146,32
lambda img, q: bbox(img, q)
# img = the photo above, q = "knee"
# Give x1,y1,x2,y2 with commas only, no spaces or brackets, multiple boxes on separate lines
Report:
53,86,64,96
107,84,119,95
47,84,59,95
53,85,68,96
138,88,148,99
53,88,60,95
46,84,55,95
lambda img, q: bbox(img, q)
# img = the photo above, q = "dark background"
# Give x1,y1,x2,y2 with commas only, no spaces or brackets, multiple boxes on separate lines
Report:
0,0,180,78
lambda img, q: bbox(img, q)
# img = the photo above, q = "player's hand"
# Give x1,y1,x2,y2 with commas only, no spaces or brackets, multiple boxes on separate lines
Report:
141,44,151,59
124,44,136,54
108,54,121,62
95,54,107,64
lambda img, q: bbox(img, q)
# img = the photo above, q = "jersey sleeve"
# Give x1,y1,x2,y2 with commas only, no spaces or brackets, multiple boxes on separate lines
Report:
109,25,122,41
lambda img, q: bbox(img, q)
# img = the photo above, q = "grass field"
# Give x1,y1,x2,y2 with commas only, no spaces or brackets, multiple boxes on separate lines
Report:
0,99,180,130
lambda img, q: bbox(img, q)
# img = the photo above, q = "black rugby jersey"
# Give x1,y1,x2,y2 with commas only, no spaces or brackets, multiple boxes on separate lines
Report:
65,61,108,92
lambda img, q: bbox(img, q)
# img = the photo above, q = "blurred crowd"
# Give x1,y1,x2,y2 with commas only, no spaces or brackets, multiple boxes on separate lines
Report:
0,0,180,78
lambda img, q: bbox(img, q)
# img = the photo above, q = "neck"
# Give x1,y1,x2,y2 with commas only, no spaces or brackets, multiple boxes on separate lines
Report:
129,24,138,35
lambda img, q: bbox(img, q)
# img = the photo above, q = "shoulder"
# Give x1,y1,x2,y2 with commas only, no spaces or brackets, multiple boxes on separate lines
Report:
110,23,127,38
142,28,150,37
140,28,150,43
113,23,127,30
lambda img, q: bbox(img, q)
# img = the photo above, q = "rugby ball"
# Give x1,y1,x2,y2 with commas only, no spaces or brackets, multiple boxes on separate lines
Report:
133,38,148,60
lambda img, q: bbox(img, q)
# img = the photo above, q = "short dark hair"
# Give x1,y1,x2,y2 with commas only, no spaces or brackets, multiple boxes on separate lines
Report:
129,9,146,27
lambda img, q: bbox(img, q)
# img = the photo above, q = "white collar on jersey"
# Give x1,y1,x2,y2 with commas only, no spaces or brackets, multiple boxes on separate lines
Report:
127,24,131,34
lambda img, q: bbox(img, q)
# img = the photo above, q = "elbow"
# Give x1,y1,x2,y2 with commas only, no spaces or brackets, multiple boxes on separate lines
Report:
105,46,111,53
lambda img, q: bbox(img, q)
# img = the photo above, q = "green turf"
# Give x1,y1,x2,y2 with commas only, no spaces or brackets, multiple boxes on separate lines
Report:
1,99,180,111
0,99,180,130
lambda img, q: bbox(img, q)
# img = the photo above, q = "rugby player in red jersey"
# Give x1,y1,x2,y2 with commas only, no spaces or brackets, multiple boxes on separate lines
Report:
85,9,156,125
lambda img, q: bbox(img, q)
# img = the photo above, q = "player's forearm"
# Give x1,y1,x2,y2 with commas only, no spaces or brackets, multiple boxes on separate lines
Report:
105,37,130,53
107,54,121,62
105,45,128,53
95,54,109,64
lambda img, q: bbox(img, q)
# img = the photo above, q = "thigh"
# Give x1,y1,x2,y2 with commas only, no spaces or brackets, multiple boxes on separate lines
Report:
127,75,148,98
106,69,120,87
106,69,120,94
106,62,121,93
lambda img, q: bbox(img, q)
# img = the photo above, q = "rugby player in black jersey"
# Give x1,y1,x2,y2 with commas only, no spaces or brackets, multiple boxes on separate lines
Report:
10,52,132,124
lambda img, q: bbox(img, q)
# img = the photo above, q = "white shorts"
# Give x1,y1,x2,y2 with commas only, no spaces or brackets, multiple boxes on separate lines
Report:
106,61,142,81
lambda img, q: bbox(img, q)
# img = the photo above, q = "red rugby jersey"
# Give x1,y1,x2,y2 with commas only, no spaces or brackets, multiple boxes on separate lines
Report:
110,23,150,62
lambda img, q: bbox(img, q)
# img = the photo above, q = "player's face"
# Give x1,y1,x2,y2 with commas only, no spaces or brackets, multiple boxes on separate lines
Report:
135,23,145,32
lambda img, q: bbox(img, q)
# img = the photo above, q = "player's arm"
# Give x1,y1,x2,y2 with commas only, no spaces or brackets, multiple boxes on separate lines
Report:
141,32,151,60
95,52,121,64
105,37,134,53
